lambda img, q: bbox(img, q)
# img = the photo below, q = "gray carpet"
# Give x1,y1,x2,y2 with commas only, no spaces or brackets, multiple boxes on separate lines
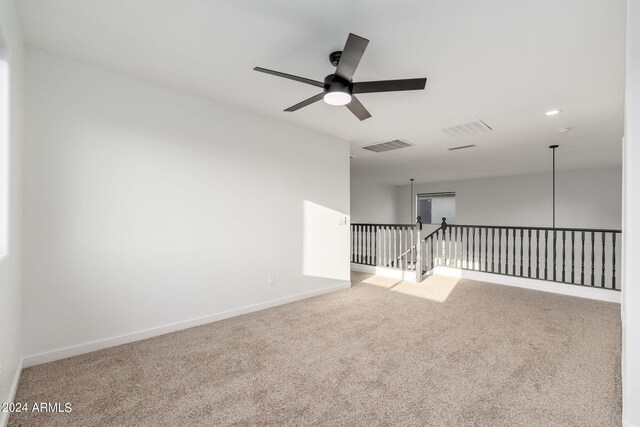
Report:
10,273,621,426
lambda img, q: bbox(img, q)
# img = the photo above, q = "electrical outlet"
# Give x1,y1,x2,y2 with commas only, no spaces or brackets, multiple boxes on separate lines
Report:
267,274,275,286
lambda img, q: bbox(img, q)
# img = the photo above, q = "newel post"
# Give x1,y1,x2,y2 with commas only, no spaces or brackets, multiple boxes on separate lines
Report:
440,217,447,265
415,216,423,280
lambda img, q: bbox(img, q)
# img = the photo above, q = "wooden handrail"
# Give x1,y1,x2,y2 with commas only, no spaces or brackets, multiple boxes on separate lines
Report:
351,223,416,227
447,224,621,233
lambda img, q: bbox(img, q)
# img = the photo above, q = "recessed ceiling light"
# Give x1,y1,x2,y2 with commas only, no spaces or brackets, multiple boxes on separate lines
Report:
558,127,573,133
545,110,561,116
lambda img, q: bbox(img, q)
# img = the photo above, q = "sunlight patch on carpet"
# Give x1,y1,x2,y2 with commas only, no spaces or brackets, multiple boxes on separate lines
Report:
391,275,460,302
361,275,402,289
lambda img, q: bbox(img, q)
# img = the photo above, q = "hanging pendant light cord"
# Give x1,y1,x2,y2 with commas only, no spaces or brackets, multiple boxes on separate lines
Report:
410,178,414,223
550,145,559,228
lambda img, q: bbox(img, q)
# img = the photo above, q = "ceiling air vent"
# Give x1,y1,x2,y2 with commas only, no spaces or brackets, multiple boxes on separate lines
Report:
448,144,478,151
441,120,492,137
362,139,414,153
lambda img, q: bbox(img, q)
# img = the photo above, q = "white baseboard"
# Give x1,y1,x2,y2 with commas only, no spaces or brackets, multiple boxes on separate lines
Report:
350,263,418,282
23,282,350,368
623,420,640,427
432,266,621,303
1,357,24,427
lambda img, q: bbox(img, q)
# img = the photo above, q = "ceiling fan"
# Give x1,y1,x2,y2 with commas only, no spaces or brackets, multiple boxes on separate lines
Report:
253,33,427,121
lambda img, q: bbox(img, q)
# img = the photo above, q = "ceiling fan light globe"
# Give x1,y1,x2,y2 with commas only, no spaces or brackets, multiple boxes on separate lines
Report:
323,91,352,106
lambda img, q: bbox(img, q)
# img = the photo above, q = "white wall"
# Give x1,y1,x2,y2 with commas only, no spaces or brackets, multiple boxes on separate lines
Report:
623,2,640,426
396,168,622,229
22,49,350,361
0,0,23,425
350,180,398,223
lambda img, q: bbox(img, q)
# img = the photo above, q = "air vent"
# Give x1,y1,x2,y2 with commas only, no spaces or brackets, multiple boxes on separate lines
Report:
441,120,492,137
362,139,414,153
448,144,478,151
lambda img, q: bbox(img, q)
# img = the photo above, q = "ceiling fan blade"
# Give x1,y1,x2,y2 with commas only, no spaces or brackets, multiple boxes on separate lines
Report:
284,93,324,112
335,33,369,82
352,78,427,94
253,67,325,88
345,96,371,121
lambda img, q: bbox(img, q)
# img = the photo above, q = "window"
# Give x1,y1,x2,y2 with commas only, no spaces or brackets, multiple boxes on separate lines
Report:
417,192,456,224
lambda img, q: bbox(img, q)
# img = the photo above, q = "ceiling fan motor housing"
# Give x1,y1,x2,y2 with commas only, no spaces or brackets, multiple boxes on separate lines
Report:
324,74,351,95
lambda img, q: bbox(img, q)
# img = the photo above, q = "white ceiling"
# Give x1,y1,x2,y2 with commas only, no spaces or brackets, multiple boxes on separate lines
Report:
17,0,625,185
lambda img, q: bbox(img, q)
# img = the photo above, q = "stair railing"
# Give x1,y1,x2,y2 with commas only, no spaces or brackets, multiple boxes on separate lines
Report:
423,219,622,290
353,218,621,290
350,222,417,269
420,217,448,275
